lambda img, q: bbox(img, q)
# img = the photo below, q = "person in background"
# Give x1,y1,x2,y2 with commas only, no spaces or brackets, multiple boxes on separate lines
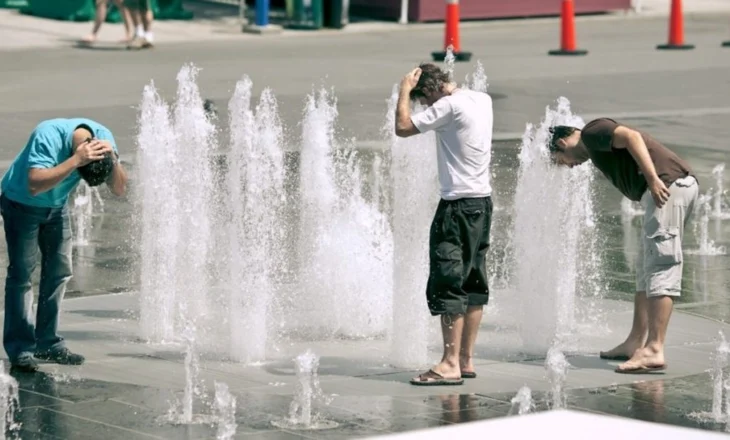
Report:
0,118,128,373
80,0,133,45
125,0,155,50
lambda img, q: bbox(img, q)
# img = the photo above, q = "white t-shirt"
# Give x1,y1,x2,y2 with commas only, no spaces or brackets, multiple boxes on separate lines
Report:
410,89,493,201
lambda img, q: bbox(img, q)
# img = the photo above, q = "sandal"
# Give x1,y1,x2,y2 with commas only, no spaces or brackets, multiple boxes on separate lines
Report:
410,369,464,386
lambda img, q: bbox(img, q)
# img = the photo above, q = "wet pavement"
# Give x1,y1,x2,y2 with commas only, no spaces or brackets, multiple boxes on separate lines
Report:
0,138,728,438
1,9,730,440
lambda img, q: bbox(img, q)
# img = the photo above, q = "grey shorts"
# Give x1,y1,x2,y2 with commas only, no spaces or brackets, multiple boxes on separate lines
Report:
635,175,699,297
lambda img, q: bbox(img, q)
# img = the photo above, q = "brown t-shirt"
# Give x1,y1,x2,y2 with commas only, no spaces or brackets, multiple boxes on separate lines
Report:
580,118,694,202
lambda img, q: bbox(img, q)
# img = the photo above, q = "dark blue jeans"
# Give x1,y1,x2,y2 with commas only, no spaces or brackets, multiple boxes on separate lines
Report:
0,194,72,362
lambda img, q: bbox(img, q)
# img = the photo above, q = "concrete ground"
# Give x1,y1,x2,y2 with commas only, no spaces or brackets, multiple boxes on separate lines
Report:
0,4,730,439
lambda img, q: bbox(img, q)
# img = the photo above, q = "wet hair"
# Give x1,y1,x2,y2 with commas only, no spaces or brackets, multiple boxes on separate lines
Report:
409,63,451,101
203,99,218,118
78,152,114,187
548,125,579,153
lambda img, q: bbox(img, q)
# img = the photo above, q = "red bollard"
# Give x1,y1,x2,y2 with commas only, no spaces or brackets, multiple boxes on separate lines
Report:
548,0,588,56
657,0,694,50
431,0,472,62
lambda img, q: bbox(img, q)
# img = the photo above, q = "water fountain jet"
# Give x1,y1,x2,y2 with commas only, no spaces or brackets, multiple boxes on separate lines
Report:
214,382,237,440
226,76,286,363
711,164,730,220
510,97,603,354
0,364,20,438
271,350,338,430
545,346,570,409
384,84,437,368
298,87,392,339
510,385,534,415
687,191,727,256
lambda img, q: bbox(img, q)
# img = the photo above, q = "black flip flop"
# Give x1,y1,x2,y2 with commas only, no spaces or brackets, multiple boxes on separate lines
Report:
462,371,477,379
600,353,630,361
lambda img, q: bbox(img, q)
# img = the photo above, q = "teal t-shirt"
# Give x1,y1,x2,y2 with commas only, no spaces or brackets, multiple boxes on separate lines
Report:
0,118,119,208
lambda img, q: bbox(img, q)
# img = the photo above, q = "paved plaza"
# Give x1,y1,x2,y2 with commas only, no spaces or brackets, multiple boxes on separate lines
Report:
1,3,730,439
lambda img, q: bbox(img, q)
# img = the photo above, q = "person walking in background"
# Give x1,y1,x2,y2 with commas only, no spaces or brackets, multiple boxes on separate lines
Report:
125,0,155,50
80,0,133,46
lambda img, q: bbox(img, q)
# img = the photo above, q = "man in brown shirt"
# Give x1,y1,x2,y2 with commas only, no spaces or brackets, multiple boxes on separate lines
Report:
549,118,699,374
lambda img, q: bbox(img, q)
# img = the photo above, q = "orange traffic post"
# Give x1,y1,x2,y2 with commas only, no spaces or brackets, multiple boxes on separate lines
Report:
656,0,694,50
431,0,472,62
548,0,588,56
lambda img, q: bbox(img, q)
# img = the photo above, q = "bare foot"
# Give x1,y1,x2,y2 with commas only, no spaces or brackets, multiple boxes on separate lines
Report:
599,339,644,361
615,346,666,373
79,34,96,45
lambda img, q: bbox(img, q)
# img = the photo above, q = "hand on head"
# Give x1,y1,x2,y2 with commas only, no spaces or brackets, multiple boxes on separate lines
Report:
400,67,422,92
74,139,114,167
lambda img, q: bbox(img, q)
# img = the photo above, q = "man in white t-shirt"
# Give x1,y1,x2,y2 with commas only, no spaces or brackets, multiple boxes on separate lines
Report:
395,63,494,386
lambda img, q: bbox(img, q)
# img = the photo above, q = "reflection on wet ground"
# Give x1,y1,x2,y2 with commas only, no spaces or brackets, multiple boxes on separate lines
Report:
0,141,729,438
7,368,730,439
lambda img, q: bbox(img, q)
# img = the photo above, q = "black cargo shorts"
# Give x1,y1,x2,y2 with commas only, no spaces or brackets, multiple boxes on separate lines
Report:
426,196,492,316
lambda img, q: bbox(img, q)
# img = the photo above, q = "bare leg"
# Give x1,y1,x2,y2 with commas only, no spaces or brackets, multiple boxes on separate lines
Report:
81,0,108,43
459,305,483,373
616,295,672,371
142,8,154,33
599,291,648,359
112,0,133,41
411,314,464,383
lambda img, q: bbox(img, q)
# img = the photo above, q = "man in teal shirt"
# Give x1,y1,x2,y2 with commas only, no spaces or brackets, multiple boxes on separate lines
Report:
0,118,128,372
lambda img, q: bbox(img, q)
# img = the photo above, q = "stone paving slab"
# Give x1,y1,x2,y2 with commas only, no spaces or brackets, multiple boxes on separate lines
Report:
4,289,730,438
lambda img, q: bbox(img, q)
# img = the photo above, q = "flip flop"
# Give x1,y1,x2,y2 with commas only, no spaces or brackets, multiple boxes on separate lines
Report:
614,364,667,374
462,371,477,379
599,353,630,361
410,369,464,386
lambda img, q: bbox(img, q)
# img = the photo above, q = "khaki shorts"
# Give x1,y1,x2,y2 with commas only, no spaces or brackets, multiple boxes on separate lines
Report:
635,175,699,297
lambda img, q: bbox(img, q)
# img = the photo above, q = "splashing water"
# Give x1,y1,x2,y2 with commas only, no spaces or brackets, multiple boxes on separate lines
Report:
443,45,456,79
510,97,604,354
687,191,726,256
711,163,730,220
214,382,237,440
181,327,201,424
0,364,20,439
690,331,730,423
297,87,393,339
384,84,438,368
138,65,394,367
465,60,488,93
510,386,534,415
713,332,730,421
545,346,570,409
136,82,181,343
71,181,103,246
620,197,644,218
723,380,730,433
272,350,337,430
226,76,286,363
